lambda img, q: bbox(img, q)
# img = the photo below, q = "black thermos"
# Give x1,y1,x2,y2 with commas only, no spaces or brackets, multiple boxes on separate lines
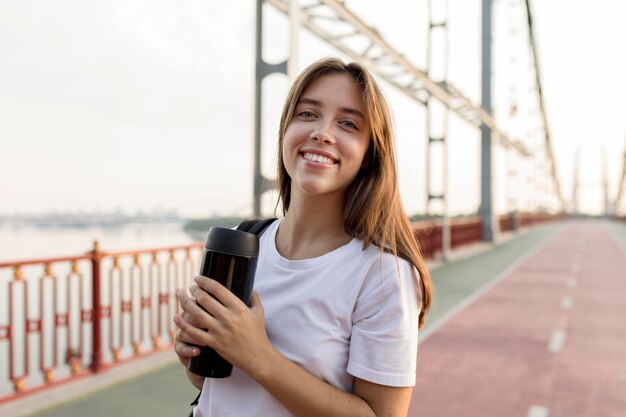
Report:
188,227,260,378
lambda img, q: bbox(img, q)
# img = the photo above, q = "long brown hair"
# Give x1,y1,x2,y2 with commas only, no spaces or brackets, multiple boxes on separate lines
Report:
276,57,432,329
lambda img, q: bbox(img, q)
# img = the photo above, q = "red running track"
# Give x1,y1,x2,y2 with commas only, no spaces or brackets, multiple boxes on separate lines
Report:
409,222,626,417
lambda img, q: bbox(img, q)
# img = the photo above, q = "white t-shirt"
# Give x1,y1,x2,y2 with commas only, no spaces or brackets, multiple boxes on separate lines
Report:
195,218,421,417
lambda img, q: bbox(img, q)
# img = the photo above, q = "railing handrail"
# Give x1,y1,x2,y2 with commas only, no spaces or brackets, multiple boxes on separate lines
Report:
0,255,93,269
412,216,481,228
0,242,203,268
103,242,203,258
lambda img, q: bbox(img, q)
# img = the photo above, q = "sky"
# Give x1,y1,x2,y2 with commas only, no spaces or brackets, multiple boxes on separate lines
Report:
0,0,624,218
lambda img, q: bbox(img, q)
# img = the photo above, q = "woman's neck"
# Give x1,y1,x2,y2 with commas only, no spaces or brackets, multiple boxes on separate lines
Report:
276,192,352,260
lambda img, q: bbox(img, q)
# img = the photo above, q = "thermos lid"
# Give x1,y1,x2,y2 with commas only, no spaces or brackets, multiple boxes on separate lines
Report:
204,227,259,258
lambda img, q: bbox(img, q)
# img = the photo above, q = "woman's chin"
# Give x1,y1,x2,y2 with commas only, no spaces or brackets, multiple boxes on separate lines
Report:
294,181,338,198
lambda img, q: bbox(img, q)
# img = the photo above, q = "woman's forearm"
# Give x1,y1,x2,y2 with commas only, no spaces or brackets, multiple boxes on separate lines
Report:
186,367,205,390
250,347,376,417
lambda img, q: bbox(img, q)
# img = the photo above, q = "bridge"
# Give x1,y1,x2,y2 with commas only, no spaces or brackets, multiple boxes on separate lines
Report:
1,0,625,416
1,221,624,416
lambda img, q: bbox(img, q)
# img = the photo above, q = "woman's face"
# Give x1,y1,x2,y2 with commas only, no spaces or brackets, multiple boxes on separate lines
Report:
282,73,371,201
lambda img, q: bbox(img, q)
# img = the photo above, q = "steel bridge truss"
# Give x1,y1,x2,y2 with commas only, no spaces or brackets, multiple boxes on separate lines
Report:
255,0,565,220
523,0,565,208
267,0,530,156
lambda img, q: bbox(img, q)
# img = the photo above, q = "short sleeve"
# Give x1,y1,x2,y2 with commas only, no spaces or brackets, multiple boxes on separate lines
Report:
347,260,421,387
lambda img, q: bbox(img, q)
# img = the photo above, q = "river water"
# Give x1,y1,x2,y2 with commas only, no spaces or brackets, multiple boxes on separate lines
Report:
0,222,203,262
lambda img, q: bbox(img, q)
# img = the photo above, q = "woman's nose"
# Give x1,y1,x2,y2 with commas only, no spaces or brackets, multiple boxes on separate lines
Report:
310,123,334,144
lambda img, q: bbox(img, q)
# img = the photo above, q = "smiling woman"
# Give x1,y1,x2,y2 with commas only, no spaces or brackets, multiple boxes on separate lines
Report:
282,72,370,199
173,57,432,417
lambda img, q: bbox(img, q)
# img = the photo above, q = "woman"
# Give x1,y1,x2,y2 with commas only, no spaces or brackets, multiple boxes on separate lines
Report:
174,57,432,417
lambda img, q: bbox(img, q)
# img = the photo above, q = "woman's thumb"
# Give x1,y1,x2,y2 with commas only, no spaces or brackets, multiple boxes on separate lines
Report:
249,291,264,314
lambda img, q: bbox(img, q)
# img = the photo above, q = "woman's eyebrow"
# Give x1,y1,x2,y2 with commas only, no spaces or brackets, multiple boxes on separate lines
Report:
298,97,321,107
298,97,365,120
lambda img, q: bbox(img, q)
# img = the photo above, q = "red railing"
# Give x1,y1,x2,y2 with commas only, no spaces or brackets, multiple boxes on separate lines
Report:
0,241,203,403
414,217,481,259
414,212,566,259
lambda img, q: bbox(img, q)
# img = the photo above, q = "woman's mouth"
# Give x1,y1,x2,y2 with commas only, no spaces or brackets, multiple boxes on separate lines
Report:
301,152,338,165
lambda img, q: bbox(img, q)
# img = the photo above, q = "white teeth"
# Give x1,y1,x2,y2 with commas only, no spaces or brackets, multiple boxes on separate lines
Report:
303,152,335,165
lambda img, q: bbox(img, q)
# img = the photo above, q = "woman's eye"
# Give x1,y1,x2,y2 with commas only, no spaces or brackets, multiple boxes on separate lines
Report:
298,111,316,118
340,120,358,130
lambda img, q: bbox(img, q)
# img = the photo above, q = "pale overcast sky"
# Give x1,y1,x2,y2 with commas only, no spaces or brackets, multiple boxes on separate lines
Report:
0,0,624,217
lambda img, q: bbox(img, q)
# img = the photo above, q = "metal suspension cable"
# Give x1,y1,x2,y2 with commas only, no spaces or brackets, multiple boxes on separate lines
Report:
523,0,565,208
267,0,531,157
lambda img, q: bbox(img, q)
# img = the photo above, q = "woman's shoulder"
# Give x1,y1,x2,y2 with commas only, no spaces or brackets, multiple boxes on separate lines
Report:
354,239,418,272
346,240,420,299
351,240,422,322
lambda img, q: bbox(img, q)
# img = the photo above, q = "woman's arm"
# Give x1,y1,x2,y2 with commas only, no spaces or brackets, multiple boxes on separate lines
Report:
173,276,413,417
252,345,412,417
184,367,204,391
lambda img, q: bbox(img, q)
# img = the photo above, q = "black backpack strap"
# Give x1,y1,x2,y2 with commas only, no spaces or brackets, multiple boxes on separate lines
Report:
190,390,201,407
236,218,277,235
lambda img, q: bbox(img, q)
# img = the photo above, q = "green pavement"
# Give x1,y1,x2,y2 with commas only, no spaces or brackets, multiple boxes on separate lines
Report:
23,222,569,417
26,364,197,417
605,219,626,252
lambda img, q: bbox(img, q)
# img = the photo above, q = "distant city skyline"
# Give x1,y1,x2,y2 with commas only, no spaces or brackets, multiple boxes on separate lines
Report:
1,0,624,217
0,207,183,228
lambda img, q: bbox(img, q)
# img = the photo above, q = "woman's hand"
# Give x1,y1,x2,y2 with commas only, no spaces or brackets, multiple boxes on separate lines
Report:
173,307,202,368
174,275,274,378
173,302,205,390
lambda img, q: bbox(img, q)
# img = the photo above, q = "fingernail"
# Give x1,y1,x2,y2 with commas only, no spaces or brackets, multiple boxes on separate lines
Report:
192,348,199,355
193,276,199,283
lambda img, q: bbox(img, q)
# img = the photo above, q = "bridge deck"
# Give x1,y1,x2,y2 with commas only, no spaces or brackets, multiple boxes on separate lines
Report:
409,220,626,417
2,220,625,417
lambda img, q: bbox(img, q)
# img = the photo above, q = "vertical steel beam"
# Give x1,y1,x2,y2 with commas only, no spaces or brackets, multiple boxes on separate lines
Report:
254,0,287,216
572,148,579,214
504,0,520,217
288,0,299,80
253,0,265,217
615,137,626,214
425,0,451,259
603,147,609,217
479,0,496,241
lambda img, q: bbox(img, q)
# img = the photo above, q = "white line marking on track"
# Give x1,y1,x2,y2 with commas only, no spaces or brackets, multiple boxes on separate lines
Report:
527,405,550,417
548,329,567,353
561,296,573,310
567,277,577,288
570,264,580,274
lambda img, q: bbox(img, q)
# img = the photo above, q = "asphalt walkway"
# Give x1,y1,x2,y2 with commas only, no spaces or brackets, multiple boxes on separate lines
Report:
409,220,626,416
3,220,624,417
